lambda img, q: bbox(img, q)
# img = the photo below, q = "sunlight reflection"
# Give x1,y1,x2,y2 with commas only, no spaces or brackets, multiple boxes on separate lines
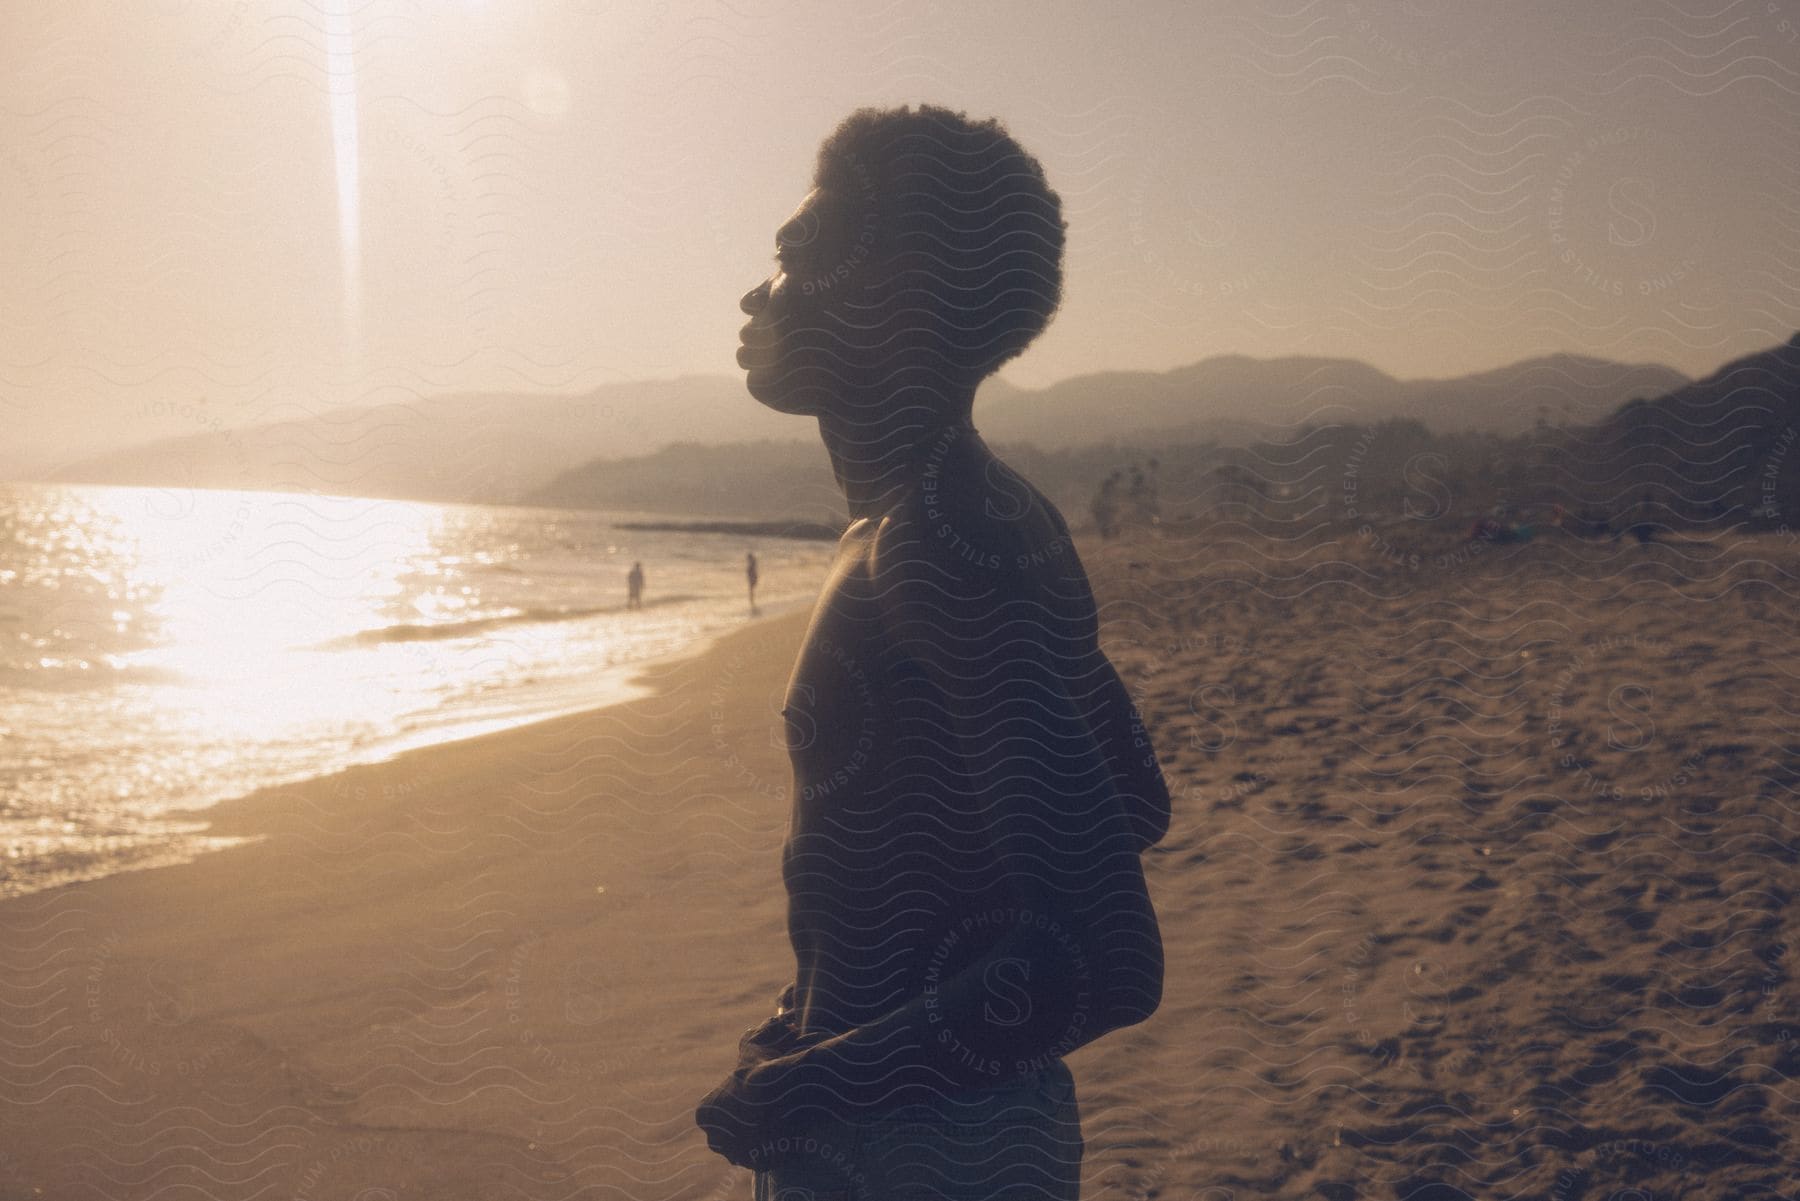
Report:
5,480,839,895
90,487,443,681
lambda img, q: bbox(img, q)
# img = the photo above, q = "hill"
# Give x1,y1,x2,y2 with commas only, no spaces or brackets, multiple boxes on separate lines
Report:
531,440,846,522
38,351,1688,507
43,377,809,505
975,354,1688,448
1551,331,1800,526
534,335,1796,538
526,437,1188,525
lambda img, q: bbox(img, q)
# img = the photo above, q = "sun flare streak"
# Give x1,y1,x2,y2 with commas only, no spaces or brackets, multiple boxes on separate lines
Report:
325,1,361,345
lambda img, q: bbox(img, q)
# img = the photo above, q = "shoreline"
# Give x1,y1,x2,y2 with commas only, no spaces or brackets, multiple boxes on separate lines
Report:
173,597,810,846
176,593,814,831
0,595,816,905
166,602,812,847
613,518,844,541
0,604,818,1196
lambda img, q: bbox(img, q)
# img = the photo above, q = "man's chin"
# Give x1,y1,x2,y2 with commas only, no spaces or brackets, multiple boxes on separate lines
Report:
743,370,818,416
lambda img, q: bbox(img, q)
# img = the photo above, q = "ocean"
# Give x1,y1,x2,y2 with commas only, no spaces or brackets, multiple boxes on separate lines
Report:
0,482,837,899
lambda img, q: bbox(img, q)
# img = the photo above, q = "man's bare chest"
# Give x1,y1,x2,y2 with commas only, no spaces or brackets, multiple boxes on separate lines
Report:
780,538,891,790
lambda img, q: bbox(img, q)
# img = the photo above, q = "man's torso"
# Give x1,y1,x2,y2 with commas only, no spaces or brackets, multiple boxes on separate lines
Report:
776,442,1092,1051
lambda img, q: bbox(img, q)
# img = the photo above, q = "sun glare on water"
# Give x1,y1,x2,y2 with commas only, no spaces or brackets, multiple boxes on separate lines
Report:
80,487,494,743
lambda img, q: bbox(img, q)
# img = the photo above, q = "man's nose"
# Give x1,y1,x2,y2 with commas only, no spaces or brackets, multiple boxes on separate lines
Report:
739,279,771,315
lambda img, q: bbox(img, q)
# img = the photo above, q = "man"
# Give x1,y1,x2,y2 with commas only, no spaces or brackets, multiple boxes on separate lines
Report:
627,561,644,610
697,105,1169,1199
746,551,759,612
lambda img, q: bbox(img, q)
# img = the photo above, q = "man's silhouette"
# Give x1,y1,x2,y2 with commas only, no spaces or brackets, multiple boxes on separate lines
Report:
627,561,644,610
697,104,1169,1199
746,551,759,612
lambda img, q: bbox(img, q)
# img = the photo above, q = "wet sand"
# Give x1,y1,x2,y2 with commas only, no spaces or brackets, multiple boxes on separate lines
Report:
0,612,812,1200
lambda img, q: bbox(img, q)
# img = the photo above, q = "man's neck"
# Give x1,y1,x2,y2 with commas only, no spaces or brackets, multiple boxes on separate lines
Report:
817,396,980,522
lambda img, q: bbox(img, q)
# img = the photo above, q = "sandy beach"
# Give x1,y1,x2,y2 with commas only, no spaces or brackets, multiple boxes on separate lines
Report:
1,526,1796,1200
0,612,813,1200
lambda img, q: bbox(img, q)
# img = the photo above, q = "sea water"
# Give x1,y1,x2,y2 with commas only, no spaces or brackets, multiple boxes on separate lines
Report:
0,483,837,898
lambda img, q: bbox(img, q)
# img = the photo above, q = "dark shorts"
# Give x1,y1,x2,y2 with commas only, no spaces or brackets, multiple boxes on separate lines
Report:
751,1060,1083,1201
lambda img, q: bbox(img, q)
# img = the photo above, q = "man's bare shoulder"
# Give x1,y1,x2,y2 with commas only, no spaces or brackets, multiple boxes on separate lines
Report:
873,492,1041,584
871,472,1096,649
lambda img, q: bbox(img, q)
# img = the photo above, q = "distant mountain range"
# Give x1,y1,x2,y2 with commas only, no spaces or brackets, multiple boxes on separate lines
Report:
1100,333,1800,532
973,353,1689,448
530,335,1800,532
41,376,804,505
39,351,1691,506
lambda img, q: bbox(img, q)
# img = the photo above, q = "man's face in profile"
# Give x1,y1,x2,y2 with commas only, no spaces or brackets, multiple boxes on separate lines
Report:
737,187,882,415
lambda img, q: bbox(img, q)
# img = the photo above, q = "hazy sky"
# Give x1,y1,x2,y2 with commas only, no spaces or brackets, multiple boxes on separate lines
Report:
3,0,1797,474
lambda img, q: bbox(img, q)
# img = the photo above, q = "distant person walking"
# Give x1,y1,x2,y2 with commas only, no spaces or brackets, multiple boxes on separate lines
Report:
745,551,759,612
626,561,644,610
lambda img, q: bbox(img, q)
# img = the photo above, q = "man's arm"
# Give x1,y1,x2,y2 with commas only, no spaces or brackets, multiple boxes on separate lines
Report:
1071,619,1172,852
747,507,1164,1124
1035,502,1171,850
